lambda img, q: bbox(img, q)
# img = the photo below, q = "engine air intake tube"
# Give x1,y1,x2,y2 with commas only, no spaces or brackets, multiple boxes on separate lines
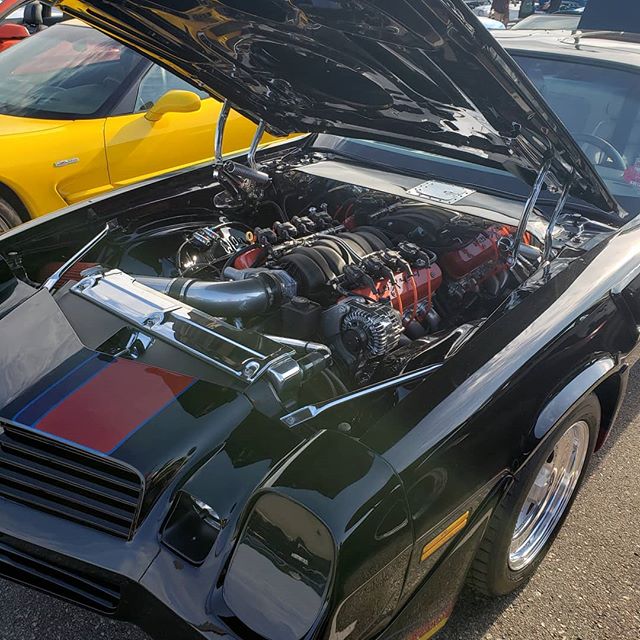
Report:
136,271,295,317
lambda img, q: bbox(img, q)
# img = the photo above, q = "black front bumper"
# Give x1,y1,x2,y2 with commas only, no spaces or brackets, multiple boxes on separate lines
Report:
0,490,228,640
0,501,489,640
0,531,205,640
0,537,120,613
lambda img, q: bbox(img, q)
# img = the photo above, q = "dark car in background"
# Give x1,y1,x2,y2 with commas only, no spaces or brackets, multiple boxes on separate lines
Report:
1,2,639,640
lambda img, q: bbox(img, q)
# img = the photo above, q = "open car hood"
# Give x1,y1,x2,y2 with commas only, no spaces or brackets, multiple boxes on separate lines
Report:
57,0,620,214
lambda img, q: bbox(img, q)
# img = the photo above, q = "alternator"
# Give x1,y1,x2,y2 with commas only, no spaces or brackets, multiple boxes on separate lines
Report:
321,298,403,377
340,299,403,359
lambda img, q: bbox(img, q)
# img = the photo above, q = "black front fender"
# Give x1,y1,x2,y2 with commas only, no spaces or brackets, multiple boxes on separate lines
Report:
532,357,616,443
259,429,414,640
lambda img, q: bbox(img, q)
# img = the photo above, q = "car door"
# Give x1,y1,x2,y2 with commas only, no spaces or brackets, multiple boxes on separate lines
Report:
0,21,136,217
103,65,263,189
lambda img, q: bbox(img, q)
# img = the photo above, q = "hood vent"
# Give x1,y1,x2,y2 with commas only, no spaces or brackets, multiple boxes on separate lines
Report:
0,421,144,540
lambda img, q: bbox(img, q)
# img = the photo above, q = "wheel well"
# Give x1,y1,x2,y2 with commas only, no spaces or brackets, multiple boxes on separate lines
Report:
0,182,30,223
592,373,623,450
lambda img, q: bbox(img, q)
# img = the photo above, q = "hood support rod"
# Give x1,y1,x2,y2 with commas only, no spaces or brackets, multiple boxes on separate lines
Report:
281,362,442,428
43,223,111,292
247,121,265,170
543,177,573,264
213,104,270,204
512,158,552,261
214,99,231,163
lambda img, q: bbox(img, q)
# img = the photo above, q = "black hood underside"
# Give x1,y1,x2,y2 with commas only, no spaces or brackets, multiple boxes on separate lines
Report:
58,0,620,214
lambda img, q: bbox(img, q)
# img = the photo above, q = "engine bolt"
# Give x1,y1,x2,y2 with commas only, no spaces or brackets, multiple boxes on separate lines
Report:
243,360,261,378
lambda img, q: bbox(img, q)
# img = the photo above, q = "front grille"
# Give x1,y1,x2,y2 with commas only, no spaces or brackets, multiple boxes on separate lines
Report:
0,541,120,613
0,421,143,539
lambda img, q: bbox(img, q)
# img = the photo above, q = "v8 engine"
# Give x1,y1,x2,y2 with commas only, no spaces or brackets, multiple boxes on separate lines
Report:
135,198,539,385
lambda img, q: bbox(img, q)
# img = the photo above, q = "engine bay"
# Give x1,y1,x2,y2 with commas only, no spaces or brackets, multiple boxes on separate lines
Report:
16,146,610,418
137,202,536,387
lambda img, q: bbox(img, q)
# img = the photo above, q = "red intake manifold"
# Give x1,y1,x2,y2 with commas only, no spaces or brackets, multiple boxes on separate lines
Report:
439,226,512,279
349,263,443,315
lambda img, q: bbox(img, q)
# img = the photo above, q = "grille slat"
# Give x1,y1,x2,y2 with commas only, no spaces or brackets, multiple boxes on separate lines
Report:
0,422,143,539
2,431,141,493
0,468,136,524
0,481,133,538
0,455,140,510
0,542,120,613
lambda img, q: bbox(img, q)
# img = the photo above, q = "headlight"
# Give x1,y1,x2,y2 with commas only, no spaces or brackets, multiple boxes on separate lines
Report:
161,492,221,565
223,493,334,640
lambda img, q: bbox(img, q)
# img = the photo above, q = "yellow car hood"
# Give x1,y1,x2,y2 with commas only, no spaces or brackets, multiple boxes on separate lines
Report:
0,114,68,137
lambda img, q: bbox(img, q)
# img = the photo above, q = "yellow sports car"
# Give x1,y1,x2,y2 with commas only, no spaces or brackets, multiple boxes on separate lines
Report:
0,19,280,230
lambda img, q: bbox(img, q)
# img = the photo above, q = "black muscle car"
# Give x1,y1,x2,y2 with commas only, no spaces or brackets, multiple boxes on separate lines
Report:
0,2,638,640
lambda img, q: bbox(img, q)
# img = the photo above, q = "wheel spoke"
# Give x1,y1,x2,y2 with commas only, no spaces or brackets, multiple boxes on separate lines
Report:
509,420,590,571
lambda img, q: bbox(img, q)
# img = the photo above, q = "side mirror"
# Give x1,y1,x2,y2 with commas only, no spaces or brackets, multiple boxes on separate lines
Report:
144,89,202,122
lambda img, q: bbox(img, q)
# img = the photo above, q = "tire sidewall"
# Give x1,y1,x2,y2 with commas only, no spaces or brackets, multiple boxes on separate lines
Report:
489,394,600,594
0,198,22,232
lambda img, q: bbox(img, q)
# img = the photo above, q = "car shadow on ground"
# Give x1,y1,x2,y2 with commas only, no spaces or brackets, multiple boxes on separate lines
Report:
438,363,640,640
437,586,521,640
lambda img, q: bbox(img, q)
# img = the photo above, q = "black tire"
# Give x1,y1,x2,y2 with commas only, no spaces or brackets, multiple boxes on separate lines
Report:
468,394,600,596
0,197,22,232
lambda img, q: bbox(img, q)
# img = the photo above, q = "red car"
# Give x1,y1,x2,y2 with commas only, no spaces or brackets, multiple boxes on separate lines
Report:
0,0,65,51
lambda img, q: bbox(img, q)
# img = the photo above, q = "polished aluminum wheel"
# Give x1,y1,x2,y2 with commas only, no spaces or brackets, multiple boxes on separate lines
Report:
508,420,590,571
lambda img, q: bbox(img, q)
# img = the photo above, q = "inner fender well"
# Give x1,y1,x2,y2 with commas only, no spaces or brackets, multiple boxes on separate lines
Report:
532,357,618,444
0,182,30,222
592,370,626,450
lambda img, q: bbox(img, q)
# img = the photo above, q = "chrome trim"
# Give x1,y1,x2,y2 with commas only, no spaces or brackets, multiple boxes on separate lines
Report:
193,498,223,530
263,334,332,359
112,329,154,360
281,363,442,427
509,420,590,571
43,223,111,291
267,359,303,395
264,335,332,395
71,269,295,383
53,157,80,168
406,180,474,204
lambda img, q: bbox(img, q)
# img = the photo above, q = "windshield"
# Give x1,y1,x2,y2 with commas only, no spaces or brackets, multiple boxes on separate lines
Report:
511,15,581,30
0,23,142,119
512,54,640,215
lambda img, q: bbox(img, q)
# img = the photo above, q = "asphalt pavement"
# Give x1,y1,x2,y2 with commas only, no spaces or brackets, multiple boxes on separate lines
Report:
0,369,639,640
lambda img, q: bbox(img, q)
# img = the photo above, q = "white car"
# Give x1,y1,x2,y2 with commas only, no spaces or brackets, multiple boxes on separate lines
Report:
479,15,507,29
474,2,521,21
